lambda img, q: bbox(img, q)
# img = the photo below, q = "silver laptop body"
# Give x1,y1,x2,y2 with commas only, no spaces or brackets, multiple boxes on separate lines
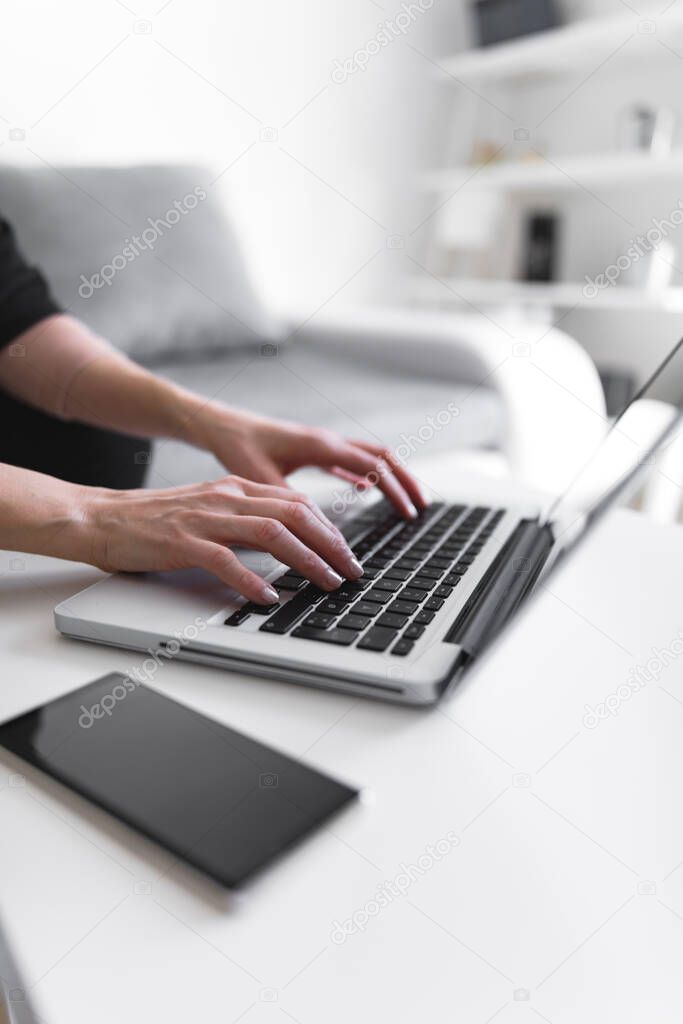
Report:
55,340,683,706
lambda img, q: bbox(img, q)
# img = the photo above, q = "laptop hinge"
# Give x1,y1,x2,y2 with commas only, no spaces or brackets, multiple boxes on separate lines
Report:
444,519,554,658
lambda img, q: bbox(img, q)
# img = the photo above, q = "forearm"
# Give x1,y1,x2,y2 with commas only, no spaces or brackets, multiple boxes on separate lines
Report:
0,462,92,563
0,313,213,443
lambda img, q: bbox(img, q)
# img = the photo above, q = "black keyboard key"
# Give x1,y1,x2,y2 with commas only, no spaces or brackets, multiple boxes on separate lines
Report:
428,557,453,570
373,578,402,592
415,609,435,625
452,564,469,575
259,587,322,634
434,584,454,599
273,573,307,592
384,568,412,581
376,612,409,630
364,588,393,605
244,602,280,616
365,556,392,569
291,626,355,646
352,543,373,557
358,626,397,651
337,580,370,598
409,577,436,592
404,623,425,639
420,567,444,580
443,574,462,587
425,596,444,611
337,614,369,631
318,596,353,615
352,601,382,617
359,567,380,580
400,588,427,604
388,599,419,616
224,606,251,626
303,613,335,629
391,639,414,657
395,557,422,570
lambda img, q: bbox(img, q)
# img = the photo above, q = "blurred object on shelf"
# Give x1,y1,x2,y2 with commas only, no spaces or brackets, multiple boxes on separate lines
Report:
620,240,677,292
469,139,506,166
469,135,547,167
521,210,560,282
471,0,560,47
618,105,677,157
645,241,677,292
435,191,504,279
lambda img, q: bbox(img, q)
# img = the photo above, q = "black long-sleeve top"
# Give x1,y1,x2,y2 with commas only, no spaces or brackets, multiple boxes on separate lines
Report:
0,217,61,349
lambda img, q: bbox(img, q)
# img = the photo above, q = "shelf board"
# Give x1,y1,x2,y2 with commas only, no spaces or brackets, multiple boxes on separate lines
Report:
439,4,683,82
422,150,683,193
411,278,683,313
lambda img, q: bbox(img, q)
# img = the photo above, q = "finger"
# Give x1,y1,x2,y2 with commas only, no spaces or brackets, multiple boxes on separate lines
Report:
237,480,346,540
188,539,280,605
223,516,346,591
229,450,288,488
329,466,371,489
225,498,362,579
350,440,429,509
311,439,418,519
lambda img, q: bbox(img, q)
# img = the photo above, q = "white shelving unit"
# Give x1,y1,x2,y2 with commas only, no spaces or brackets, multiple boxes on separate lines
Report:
439,4,683,82
416,5,683,319
422,150,683,193
411,278,683,313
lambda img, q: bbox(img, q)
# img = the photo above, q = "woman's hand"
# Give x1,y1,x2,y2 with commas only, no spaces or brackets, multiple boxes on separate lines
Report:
187,406,428,519
82,475,364,603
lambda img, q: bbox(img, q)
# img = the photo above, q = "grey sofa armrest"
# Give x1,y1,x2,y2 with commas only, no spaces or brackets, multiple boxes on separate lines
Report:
287,306,607,495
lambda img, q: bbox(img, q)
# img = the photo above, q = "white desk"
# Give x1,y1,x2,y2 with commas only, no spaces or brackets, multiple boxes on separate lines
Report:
2,497,683,1023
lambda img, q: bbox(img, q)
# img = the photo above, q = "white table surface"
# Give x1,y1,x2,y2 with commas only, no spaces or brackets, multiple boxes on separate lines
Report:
2,478,683,1023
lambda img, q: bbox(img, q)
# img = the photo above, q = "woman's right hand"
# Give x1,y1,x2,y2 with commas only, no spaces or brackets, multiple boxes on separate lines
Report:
81,475,364,604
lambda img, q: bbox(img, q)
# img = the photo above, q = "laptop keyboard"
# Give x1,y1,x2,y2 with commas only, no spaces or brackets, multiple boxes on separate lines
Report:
224,502,504,657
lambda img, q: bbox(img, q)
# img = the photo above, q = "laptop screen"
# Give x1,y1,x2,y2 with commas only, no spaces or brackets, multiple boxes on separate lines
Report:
542,336,683,537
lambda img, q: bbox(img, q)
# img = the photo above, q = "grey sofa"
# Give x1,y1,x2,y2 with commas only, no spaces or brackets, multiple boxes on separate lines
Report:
0,164,606,498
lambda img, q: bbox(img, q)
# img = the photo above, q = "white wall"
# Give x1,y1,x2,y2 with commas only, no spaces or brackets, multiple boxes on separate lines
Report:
0,0,465,317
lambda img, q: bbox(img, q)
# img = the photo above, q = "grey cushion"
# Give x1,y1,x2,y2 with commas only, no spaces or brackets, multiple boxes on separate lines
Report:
149,344,502,490
0,164,277,359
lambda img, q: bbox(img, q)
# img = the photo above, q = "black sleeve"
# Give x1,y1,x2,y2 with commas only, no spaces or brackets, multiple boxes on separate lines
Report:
0,216,62,350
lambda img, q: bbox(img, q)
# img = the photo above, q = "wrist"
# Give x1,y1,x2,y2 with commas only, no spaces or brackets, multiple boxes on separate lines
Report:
182,399,252,453
46,483,111,566
0,466,109,566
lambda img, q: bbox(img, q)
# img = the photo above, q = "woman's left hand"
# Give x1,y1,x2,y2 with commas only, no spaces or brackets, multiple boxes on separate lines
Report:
189,405,428,519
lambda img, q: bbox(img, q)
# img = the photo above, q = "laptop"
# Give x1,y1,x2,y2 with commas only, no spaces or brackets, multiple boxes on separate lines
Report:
55,338,683,706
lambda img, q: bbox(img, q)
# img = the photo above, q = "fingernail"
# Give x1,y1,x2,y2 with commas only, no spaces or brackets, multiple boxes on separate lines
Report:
348,557,364,578
260,584,279,604
406,504,418,519
323,567,344,589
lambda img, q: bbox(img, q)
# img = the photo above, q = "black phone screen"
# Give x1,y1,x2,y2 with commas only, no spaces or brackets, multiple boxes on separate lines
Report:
0,673,358,887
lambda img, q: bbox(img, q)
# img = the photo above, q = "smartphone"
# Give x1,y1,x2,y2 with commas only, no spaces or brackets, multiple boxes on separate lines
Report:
0,673,358,887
